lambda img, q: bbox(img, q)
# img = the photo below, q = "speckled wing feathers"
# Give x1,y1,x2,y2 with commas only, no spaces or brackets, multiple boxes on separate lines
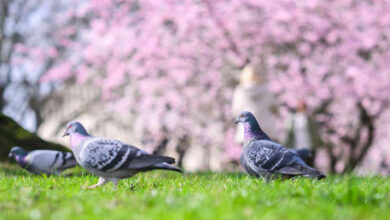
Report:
80,139,175,173
244,140,308,174
80,139,138,172
60,152,76,169
259,151,295,171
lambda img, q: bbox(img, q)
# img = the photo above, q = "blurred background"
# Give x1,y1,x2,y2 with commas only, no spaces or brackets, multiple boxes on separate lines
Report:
1,0,390,174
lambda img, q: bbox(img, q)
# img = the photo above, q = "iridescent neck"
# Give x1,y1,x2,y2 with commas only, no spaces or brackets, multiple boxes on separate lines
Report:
70,133,88,148
15,155,28,168
243,120,270,143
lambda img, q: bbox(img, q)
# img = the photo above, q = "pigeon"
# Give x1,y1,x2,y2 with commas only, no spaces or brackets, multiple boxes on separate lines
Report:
235,111,325,181
8,146,77,175
62,121,182,189
293,148,312,163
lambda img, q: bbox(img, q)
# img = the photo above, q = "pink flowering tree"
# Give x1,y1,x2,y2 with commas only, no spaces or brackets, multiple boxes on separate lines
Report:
259,0,390,173
21,0,390,172
1,0,64,130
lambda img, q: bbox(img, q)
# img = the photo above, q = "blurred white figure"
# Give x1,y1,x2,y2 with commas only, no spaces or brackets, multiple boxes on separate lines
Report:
285,101,323,166
232,65,278,144
286,101,312,149
285,101,318,150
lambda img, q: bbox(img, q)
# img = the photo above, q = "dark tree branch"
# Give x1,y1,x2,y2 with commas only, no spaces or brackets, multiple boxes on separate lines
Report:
326,143,337,173
176,135,189,168
0,0,9,65
342,103,375,173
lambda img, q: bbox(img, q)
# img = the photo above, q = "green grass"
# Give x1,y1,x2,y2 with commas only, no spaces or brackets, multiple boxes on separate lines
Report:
1,163,390,220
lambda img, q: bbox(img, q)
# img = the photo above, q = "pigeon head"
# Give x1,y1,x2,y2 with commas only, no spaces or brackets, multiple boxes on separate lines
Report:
63,121,89,137
234,111,256,124
9,146,28,160
234,111,271,141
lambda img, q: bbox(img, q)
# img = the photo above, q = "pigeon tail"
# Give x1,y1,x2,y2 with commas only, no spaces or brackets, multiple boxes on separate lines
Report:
303,169,326,180
277,162,326,180
298,165,326,180
147,155,175,164
152,163,182,173
60,152,77,169
128,154,176,169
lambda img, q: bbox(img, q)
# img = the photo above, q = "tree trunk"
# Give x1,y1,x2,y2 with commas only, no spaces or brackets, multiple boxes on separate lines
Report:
0,113,68,161
342,104,375,173
175,135,189,168
326,143,337,173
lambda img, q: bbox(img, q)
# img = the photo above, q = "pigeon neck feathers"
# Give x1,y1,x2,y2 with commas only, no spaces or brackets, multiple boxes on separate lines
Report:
70,131,91,148
243,117,271,142
15,155,29,168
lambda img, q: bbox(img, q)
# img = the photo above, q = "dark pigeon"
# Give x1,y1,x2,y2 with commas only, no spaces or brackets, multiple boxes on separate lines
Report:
235,111,325,181
62,121,181,189
8,146,76,175
293,148,312,163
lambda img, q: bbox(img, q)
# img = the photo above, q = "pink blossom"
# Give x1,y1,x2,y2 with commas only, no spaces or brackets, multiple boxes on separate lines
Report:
21,0,390,171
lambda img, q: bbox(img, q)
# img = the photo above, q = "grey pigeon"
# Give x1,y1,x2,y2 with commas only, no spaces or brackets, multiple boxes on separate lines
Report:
62,121,182,189
235,111,325,181
8,146,77,175
293,148,312,163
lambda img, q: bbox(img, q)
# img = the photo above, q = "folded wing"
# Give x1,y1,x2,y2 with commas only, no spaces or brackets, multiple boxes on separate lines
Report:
245,140,322,178
80,139,175,172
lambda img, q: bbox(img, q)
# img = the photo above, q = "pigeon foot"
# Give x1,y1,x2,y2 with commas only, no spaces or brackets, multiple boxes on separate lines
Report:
88,177,108,189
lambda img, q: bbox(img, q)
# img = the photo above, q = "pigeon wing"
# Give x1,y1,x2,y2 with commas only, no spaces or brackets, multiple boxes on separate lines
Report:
27,150,67,174
244,140,297,174
56,152,77,170
80,139,175,172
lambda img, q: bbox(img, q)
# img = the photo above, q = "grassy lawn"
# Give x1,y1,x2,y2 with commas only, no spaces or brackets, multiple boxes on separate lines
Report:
1,163,390,220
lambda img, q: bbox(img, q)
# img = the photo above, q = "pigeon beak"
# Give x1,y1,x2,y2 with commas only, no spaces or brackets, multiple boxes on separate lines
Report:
234,118,240,124
62,131,69,137
8,153,12,158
